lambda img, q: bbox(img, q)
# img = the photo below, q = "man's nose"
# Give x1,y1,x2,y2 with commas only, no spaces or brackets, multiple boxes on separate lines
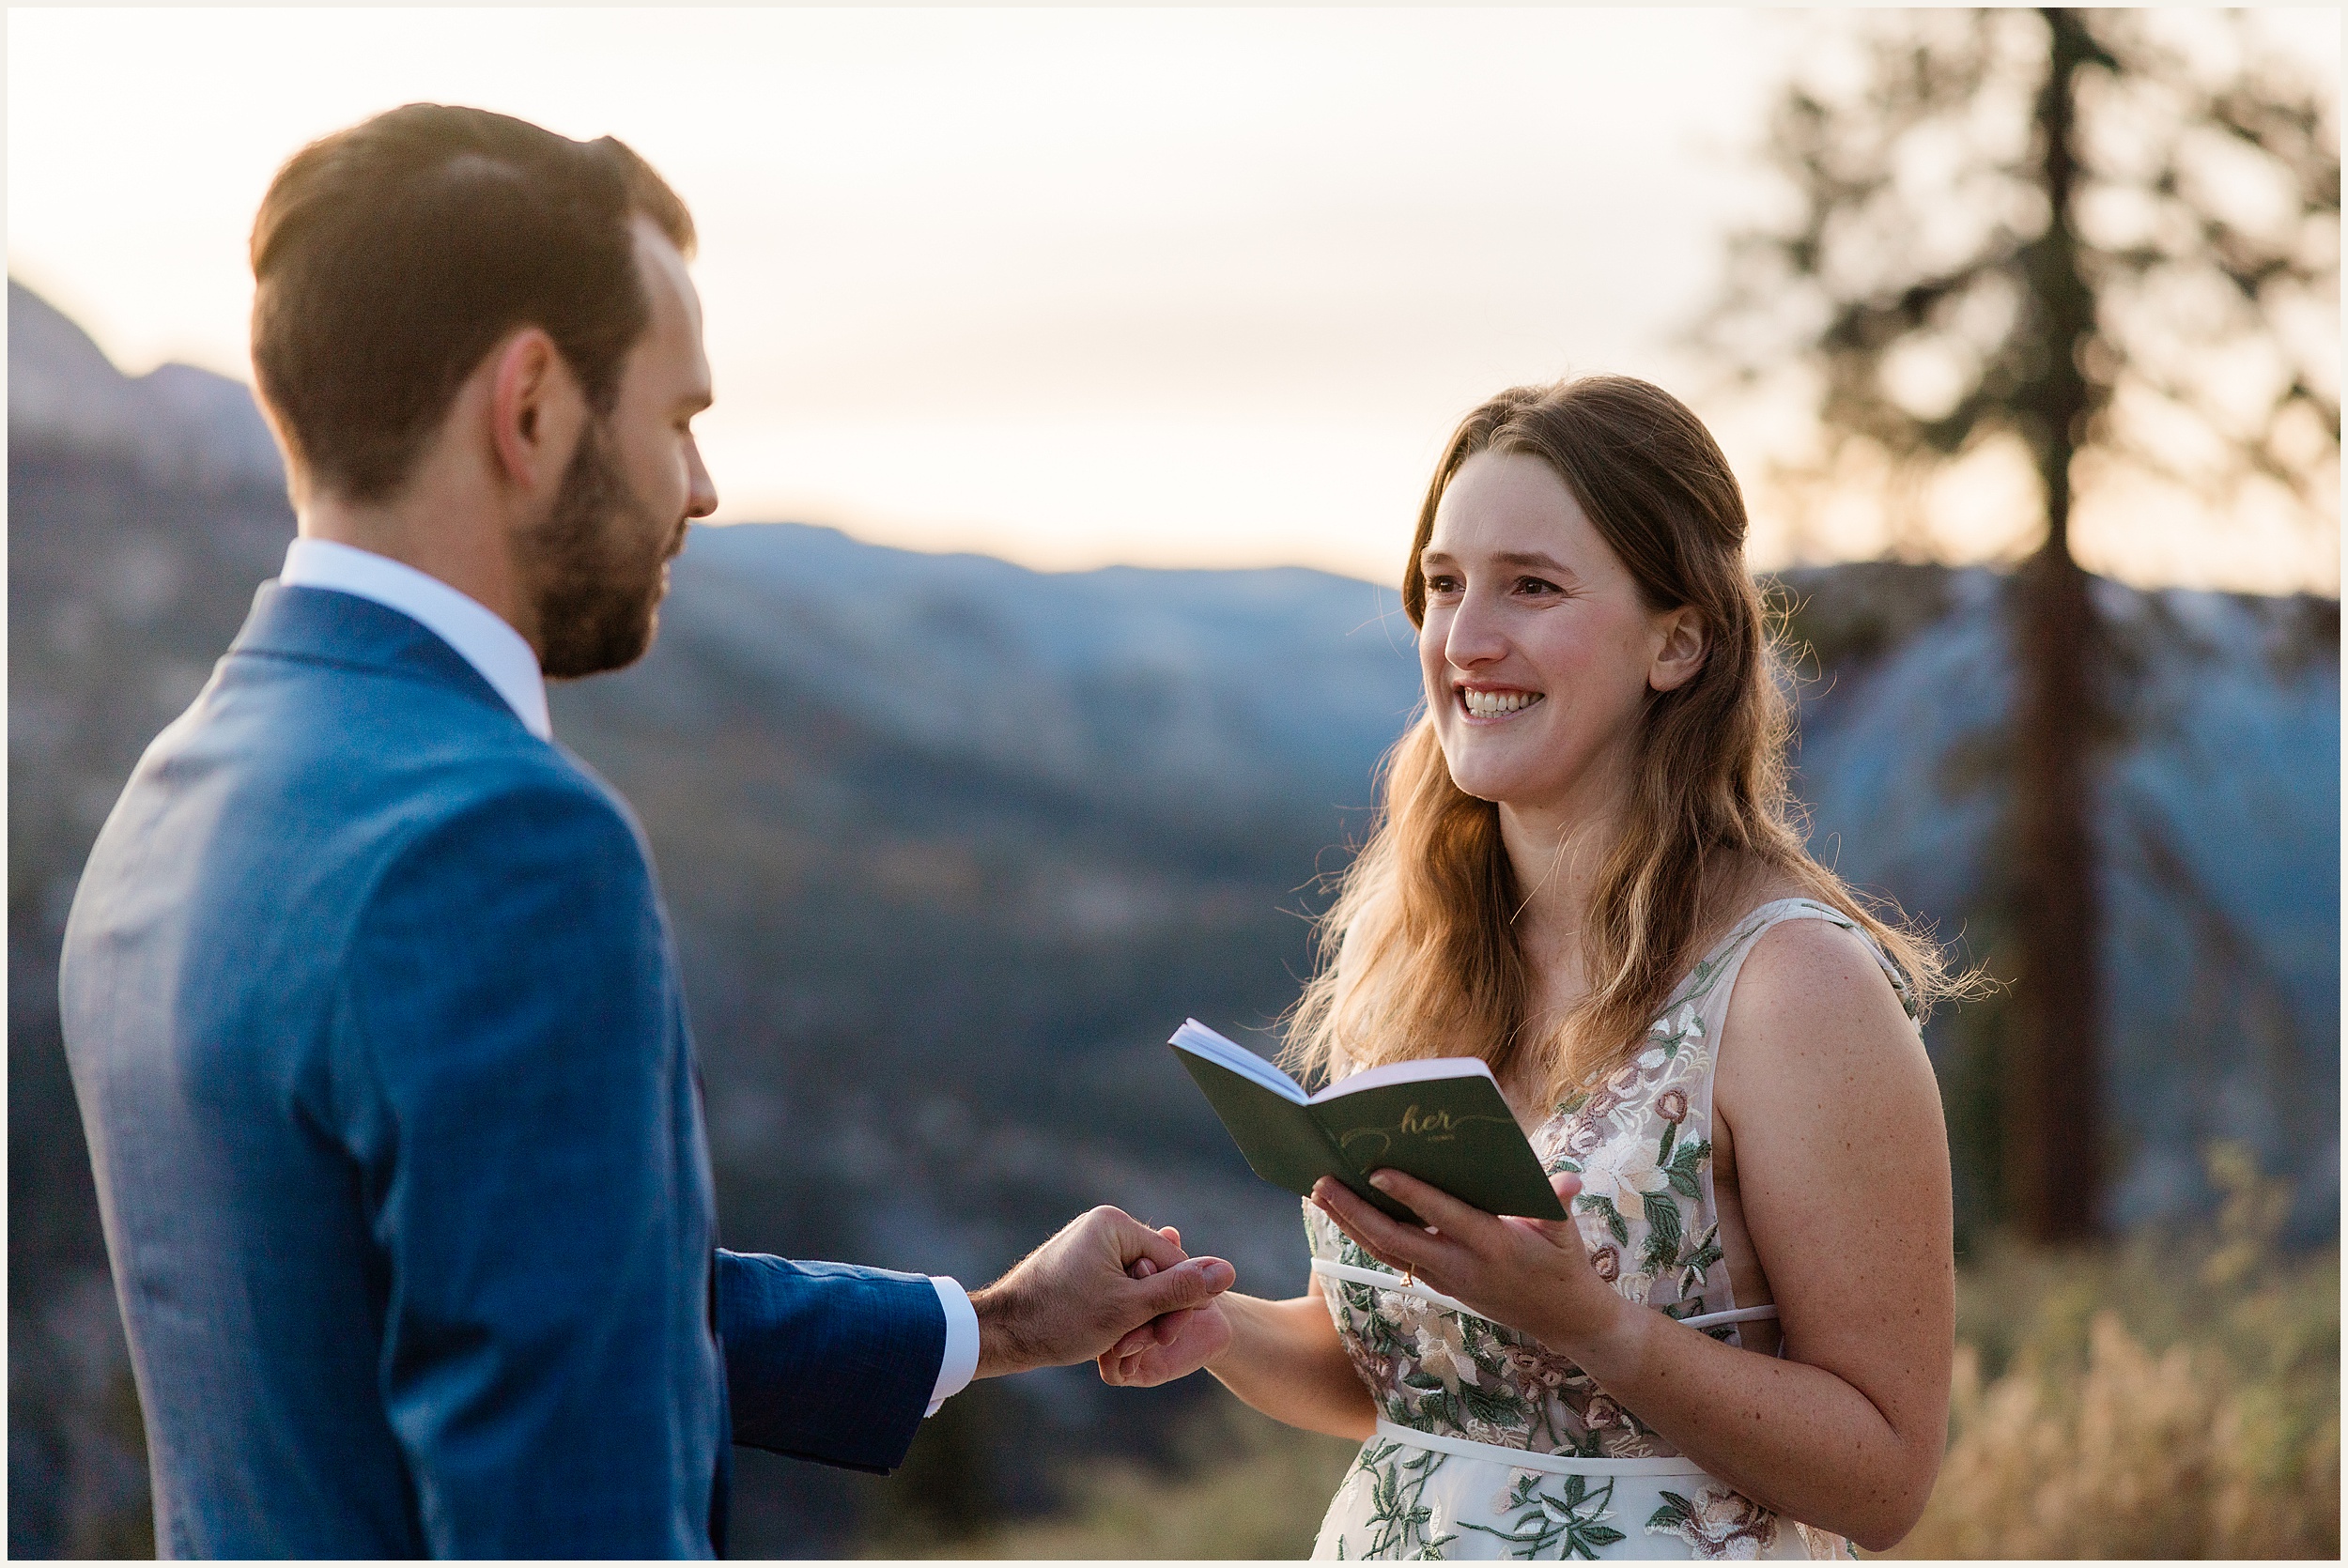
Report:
685,438,718,520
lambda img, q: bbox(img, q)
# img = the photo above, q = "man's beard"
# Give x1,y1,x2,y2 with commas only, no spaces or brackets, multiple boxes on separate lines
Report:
527,419,686,680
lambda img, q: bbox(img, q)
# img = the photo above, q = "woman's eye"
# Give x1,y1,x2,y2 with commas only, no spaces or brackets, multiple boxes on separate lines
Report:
1425,574,1462,594
1515,576,1560,596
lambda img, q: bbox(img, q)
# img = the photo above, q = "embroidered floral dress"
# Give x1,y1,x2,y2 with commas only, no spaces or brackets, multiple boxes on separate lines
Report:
1307,899,1914,1561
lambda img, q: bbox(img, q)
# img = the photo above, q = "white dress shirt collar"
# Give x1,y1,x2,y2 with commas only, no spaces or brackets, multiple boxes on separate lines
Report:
278,537,553,741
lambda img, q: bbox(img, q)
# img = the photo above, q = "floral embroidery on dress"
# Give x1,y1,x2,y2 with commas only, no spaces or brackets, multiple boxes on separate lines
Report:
1344,1438,1458,1559
1462,1470,1627,1559
1544,999,1725,1316
1789,1522,1845,1560
1309,900,1899,1560
1310,1209,1662,1457
1643,1487,1781,1560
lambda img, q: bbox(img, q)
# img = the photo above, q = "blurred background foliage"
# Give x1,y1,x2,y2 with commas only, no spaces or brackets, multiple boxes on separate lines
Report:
9,7,2337,1560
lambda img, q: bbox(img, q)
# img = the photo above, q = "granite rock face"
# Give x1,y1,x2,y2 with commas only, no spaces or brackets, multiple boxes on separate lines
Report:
1781,562,2340,1237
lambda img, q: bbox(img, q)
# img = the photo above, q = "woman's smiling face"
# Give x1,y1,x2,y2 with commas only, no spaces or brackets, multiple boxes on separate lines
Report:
1417,448,1702,815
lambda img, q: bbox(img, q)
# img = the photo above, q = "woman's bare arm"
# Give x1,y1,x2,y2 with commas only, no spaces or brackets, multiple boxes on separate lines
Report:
1313,919,1954,1551
1098,1278,1376,1440
1699,918,1954,1543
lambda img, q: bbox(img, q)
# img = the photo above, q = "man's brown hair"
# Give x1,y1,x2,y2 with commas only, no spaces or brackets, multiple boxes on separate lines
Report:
249,103,694,502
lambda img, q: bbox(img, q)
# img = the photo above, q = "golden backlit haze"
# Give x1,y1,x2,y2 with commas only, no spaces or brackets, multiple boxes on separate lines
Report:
8,8,2336,592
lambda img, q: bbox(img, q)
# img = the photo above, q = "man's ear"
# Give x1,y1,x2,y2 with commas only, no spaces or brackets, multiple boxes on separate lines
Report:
1648,606,1708,693
487,327,585,494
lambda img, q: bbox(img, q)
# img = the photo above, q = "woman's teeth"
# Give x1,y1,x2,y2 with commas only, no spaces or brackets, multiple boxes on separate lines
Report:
1462,689,1542,718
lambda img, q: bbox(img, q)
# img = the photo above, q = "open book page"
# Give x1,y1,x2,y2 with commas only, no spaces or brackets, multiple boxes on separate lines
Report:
1168,1018,1567,1221
1168,1018,1306,1103
1308,1054,1497,1103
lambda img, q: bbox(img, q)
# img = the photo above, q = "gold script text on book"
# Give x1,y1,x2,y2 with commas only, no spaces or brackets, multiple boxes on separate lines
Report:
1337,1106,1516,1163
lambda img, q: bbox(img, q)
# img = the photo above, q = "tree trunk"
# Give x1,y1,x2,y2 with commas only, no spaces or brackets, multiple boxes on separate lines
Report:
2007,8,2105,1242
2010,546,2100,1240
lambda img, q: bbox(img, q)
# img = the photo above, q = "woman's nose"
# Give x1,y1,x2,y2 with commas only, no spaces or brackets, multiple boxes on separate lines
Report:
1443,589,1509,669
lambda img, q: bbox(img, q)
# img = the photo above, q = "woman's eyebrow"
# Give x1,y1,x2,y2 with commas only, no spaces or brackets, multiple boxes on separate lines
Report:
1491,550,1574,573
1418,547,1581,581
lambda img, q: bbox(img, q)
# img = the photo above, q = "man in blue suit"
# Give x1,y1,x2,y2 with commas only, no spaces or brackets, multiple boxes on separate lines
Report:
59,105,1234,1558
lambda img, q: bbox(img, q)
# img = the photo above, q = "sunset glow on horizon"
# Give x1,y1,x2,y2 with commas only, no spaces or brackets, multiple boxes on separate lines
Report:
9,8,2338,595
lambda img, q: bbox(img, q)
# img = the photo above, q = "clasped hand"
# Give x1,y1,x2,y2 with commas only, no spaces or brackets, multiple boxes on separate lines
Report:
969,1206,1236,1379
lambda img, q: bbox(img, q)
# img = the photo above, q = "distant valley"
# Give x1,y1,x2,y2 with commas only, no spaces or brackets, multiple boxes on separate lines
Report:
8,278,2336,1556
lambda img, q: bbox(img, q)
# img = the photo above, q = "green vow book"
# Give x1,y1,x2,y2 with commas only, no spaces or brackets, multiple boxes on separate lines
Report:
1168,1019,1567,1224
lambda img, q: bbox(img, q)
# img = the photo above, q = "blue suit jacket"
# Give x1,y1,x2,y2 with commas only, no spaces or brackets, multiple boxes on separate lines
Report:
60,584,948,1558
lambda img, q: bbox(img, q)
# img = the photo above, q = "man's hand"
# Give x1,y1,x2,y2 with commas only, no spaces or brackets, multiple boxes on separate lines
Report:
1096,1228,1236,1388
970,1207,1235,1380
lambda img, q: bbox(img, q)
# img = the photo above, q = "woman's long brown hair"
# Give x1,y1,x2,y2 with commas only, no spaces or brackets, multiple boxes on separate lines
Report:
1283,376,1954,1104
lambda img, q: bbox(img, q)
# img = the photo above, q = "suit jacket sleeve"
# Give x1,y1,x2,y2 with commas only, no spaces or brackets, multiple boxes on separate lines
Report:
335,778,718,1558
715,1251,946,1472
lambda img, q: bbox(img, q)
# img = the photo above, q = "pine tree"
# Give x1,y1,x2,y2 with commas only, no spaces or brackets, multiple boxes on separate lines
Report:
1702,9,2338,1240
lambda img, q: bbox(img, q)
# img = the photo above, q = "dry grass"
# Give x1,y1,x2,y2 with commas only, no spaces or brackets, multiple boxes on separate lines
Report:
1887,1312,2337,1559
892,1149,2337,1560
1888,1149,2338,1559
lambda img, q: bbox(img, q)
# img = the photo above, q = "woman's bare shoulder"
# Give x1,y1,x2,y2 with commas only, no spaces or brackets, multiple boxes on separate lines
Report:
1713,911,1951,1314
1743,911,1902,999
1716,914,1933,1112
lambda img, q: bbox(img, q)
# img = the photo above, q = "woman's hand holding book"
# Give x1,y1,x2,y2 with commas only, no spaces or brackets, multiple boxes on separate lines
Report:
1308,1167,1648,1383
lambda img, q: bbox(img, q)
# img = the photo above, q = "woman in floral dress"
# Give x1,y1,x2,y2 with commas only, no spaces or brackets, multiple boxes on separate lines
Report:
1102,377,1958,1559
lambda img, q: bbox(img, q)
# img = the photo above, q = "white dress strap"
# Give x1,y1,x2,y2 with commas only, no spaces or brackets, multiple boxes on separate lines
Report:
1312,1258,1475,1315
1311,1257,1778,1333
1683,1303,1781,1330
1373,1419,1713,1477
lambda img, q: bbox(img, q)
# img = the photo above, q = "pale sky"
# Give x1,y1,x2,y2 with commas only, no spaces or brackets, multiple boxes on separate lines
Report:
8,8,2339,593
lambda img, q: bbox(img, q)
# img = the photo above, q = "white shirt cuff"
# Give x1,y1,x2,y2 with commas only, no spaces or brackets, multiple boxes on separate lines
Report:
926,1277,980,1416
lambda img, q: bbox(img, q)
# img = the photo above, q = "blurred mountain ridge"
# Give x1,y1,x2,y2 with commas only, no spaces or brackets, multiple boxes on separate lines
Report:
8,276,2337,1556
8,280,284,493
644,520,1423,818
